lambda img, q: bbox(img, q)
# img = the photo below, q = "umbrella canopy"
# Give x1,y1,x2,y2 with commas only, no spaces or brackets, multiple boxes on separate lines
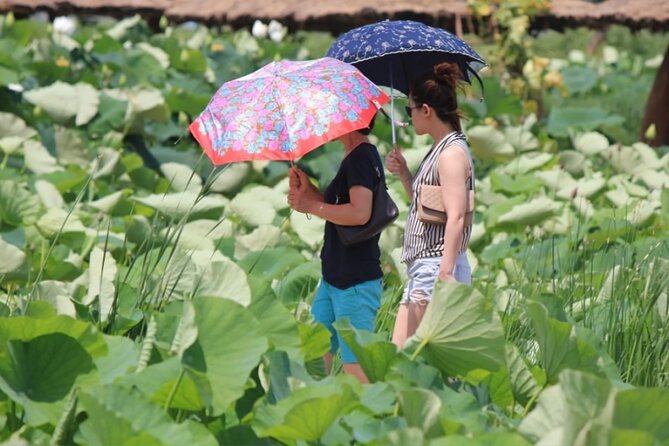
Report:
326,19,486,95
189,57,389,165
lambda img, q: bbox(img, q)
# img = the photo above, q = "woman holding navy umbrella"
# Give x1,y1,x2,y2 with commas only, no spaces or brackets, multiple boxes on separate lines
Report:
386,62,476,348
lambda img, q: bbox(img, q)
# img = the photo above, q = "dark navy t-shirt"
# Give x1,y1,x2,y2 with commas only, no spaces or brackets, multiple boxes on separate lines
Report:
320,143,384,289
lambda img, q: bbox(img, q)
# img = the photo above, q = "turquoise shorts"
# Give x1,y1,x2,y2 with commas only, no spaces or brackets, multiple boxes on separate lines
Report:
312,278,382,363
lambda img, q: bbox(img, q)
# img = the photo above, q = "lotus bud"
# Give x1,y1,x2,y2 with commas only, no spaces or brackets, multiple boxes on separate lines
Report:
33,105,43,117
179,48,190,62
251,20,268,39
119,73,127,86
5,12,15,27
53,16,76,35
268,20,287,43
159,15,168,30
644,123,657,141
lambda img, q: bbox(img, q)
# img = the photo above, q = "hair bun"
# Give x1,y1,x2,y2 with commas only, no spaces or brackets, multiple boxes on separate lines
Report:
433,62,462,89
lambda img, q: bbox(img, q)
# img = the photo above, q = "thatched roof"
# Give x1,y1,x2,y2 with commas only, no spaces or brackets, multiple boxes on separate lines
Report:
539,0,669,32
1,0,668,32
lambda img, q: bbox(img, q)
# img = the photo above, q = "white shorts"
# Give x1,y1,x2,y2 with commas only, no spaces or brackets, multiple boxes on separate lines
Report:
401,253,471,304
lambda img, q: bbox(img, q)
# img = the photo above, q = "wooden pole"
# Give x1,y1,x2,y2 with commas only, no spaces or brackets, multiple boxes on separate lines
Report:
641,43,669,147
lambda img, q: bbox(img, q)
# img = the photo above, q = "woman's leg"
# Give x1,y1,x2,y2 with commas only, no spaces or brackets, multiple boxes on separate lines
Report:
332,278,382,384
312,280,338,373
392,258,442,348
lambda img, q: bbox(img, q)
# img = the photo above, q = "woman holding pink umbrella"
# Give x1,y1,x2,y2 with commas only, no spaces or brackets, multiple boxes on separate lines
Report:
287,120,386,384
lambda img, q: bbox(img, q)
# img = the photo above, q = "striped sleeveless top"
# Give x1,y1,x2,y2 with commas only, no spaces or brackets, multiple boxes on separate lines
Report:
401,131,475,263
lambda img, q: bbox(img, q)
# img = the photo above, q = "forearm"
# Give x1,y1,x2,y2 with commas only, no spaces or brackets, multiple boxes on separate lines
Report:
308,201,371,226
399,169,414,199
439,215,465,279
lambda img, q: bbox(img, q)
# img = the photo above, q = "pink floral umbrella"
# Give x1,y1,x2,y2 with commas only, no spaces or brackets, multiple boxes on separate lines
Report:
189,57,390,165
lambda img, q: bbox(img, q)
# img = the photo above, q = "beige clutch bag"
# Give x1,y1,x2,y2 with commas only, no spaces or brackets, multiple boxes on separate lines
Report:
417,184,474,225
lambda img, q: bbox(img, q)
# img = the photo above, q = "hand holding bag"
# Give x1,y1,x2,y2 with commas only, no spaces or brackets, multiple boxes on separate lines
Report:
336,167,399,247
417,184,474,226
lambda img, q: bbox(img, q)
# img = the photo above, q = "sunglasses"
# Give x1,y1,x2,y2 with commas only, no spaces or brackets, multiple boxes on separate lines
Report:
404,104,421,116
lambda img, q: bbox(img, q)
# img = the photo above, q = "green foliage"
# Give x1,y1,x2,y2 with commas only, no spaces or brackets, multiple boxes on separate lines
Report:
0,11,667,446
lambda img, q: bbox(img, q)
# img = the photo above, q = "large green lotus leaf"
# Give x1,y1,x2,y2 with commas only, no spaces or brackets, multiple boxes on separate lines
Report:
253,380,359,444
342,413,407,444
639,169,669,190
78,385,216,446
505,343,541,406
0,333,97,425
91,147,120,179
262,350,319,404
608,175,648,198
160,162,203,192
429,432,533,446
23,81,99,126
54,126,90,168
32,280,76,317
410,282,505,377
467,126,515,161
104,87,168,125
489,171,543,195
290,210,325,248
520,369,669,446
333,318,399,383
572,131,610,156
84,247,117,324
182,297,267,414
249,292,301,357
238,247,307,282
105,14,142,39
137,42,170,69
398,388,442,434
87,94,128,136
504,126,539,153
0,112,37,140
277,260,321,306
161,219,234,251
559,150,589,176
298,322,332,362
234,225,283,259
132,191,227,220
366,427,425,446
0,237,26,275
601,144,659,176
228,189,278,227
208,163,250,193
118,357,208,412
484,195,527,227
95,335,138,385
35,207,87,240
145,248,250,305
23,140,63,175
557,176,606,200
0,180,42,226
0,135,23,154
495,197,560,227
561,65,598,94
546,107,624,138
527,302,620,384
89,190,125,214
0,65,18,87
502,153,554,175
535,168,576,191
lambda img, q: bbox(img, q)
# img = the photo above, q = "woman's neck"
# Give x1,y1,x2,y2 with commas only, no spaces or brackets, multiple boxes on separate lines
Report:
343,133,369,154
430,121,457,146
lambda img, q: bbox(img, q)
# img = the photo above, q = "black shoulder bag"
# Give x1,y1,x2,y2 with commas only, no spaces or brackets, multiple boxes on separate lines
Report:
335,160,399,247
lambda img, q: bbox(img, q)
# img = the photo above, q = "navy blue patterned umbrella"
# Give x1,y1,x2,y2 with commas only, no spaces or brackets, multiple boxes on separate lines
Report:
327,20,486,143
326,20,486,96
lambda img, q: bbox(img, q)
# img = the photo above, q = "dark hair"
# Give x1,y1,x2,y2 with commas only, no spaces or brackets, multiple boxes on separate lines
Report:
409,62,463,131
356,114,376,135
